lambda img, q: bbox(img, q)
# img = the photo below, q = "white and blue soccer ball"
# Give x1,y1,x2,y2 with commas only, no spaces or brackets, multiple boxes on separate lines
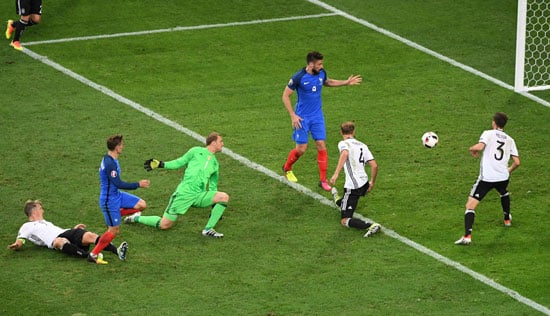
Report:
422,132,439,148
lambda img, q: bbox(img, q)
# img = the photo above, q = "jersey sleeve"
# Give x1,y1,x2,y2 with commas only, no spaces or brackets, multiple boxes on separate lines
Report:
337,140,348,153
16,223,32,240
478,130,491,145
105,158,139,190
509,137,519,157
363,145,375,162
287,68,306,90
163,147,195,170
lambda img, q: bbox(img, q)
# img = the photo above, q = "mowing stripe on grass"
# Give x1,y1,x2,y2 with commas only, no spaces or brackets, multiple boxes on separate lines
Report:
308,0,550,109
21,47,549,315
23,13,338,46
22,10,550,109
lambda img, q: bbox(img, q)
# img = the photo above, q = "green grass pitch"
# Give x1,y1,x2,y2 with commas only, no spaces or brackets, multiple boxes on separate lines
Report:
0,1,548,315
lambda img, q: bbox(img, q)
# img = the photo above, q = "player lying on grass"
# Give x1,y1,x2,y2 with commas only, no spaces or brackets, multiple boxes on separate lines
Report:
8,199,127,264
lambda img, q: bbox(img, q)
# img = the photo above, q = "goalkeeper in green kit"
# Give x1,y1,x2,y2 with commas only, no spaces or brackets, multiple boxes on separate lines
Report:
126,132,228,238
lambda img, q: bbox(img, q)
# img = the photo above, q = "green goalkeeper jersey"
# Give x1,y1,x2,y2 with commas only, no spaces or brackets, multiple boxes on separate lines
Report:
163,147,219,193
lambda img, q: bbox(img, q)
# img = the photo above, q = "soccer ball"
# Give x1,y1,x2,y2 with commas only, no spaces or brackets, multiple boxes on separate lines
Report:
422,132,439,148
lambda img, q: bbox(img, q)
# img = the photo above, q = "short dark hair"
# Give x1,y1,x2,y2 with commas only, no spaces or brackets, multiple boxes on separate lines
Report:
306,51,324,64
493,112,508,128
24,199,42,217
340,121,355,135
107,135,123,151
206,132,221,146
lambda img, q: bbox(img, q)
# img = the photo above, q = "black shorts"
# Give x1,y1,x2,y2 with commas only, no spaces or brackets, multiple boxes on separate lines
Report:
469,179,509,201
57,228,89,251
15,0,42,16
340,182,369,218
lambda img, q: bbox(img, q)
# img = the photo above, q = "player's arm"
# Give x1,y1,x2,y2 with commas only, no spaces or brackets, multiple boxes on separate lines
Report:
282,86,302,129
7,238,26,250
325,74,362,87
329,149,349,185
508,155,520,174
367,159,378,192
145,150,193,171
469,142,485,158
106,161,140,190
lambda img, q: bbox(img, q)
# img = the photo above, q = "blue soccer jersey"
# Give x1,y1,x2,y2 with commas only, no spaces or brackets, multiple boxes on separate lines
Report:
99,154,139,213
287,68,327,118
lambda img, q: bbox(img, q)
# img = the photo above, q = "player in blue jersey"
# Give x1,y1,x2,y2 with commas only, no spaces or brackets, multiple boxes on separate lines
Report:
88,135,150,264
282,51,362,191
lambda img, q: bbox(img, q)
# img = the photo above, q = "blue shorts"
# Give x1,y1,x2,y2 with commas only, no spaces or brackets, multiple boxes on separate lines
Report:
100,191,141,227
292,116,326,144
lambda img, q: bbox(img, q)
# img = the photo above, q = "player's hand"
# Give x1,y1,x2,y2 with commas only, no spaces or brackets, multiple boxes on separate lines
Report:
347,74,362,85
291,113,303,129
74,223,86,230
8,239,23,250
139,179,151,188
144,159,164,171
367,181,375,192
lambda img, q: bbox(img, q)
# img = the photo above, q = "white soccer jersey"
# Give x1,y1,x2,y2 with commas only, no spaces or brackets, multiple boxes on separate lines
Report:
17,220,66,249
478,129,519,182
338,138,374,189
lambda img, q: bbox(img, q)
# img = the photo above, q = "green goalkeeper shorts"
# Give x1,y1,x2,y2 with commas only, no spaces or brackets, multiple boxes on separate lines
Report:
163,191,217,221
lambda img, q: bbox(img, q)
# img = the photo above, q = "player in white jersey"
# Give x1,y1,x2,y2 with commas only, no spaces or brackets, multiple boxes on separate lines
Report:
455,112,520,245
329,122,381,238
8,199,127,263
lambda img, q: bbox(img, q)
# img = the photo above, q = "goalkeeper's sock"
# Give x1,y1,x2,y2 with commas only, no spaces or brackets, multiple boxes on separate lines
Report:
90,231,115,256
284,149,302,171
120,208,141,216
205,203,226,230
134,215,162,229
317,149,328,181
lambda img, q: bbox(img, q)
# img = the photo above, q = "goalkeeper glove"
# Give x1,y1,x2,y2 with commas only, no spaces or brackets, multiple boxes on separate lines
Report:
144,158,164,171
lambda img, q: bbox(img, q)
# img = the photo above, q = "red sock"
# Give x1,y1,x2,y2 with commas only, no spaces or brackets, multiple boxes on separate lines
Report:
317,149,328,181
90,231,115,255
284,149,302,171
120,208,140,216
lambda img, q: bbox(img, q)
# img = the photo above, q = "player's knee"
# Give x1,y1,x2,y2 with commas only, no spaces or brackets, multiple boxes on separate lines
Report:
82,232,98,245
136,199,147,210
216,192,229,203
108,226,121,236
52,237,69,250
159,218,173,230
31,14,41,24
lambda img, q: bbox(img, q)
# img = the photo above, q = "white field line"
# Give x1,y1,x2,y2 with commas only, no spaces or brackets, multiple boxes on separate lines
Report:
21,12,549,315
307,0,550,109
